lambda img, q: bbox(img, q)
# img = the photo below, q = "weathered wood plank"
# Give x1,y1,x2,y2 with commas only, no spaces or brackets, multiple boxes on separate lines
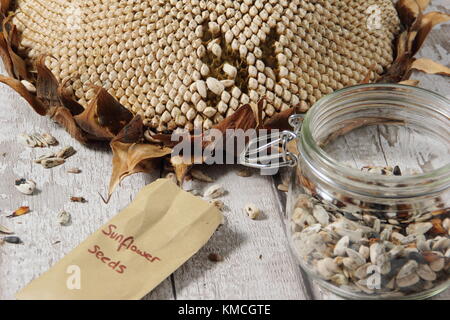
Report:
172,165,309,299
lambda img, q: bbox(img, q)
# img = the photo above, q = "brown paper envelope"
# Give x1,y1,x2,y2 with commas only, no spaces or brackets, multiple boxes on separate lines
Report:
16,179,222,300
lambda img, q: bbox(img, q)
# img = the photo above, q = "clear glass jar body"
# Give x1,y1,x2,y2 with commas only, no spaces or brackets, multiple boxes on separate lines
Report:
287,84,450,299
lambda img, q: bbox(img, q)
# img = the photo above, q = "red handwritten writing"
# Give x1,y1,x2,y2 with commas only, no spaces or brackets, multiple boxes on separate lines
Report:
87,245,127,274
101,224,161,263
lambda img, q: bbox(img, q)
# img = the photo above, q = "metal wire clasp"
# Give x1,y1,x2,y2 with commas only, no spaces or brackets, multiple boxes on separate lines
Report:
240,114,305,169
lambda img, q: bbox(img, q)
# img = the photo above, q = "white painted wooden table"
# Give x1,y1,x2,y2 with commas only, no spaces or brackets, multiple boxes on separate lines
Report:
0,3,449,300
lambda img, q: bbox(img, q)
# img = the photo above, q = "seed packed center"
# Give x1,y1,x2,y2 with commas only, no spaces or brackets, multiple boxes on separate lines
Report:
12,0,400,132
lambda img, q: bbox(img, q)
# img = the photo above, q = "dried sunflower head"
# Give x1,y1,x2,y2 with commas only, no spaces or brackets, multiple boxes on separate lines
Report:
11,0,400,132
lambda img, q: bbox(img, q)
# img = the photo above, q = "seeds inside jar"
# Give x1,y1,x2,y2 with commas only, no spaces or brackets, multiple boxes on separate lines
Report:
290,166,450,298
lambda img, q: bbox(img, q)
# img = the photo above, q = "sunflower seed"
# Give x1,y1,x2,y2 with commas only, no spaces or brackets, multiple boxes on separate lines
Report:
330,273,348,286
34,153,57,164
207,252,223,262
244,203,260,220
70,196,86,203
317,258,339,279
345,248,366,266
14,178,36,195
370,242,385,264
358,245,370,260
57,211,72,226
40,158,65,168
67,168,81,174
20,80,36,93
295,194,314,210
236,168,253,177
2,236,22,244
203,184,225,199
396,273,420,288
209,199,224,211
354,263,373,280
277,183,289,192
417,264,437,281
406,222,433,235
333,236,349,256
432,237,450,251
343,257,364,270
313,205,329,226
397,260,418,279
56,146,76,159
18,132,58,148
428,252,445,272
0,224,13,234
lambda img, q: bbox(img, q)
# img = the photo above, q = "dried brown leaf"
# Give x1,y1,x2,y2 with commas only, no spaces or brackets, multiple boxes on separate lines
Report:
50,107,88,144
410,58,450,76
412,12,450,56
35,55,61,108
213,102,261,133
74,86,133,140
396,0,421,27
416,0,431,11
0,32,14,77
112,115,144,143
0,0,12,17
263,107,297,131
0,75,47,115
108,116,171,195
2,20,29,80
109,141,171,195
58,79,84,116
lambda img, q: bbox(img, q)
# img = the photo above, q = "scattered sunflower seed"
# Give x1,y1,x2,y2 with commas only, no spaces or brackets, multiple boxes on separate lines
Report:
203,184,225,199
67,168,81,174
14,178,36,195
7,206,30,218
57,211,72,226
190,169,214,182
56,146,76,159
236,168,253,177
20,79,36,93
244,203,260,220
70,196,86,203
18,132,58,148
277,183,288,192
40,157,65,168
209,199,225,211
34,152,57,164
35,146,75,168
0,224,13,234
207,253,223,262
2,236,22,244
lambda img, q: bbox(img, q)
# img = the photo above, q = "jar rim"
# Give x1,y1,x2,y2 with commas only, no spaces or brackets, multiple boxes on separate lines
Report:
300,83,450,198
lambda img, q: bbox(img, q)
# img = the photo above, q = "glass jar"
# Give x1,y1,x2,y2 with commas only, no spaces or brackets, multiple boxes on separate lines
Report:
241,84,450,299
